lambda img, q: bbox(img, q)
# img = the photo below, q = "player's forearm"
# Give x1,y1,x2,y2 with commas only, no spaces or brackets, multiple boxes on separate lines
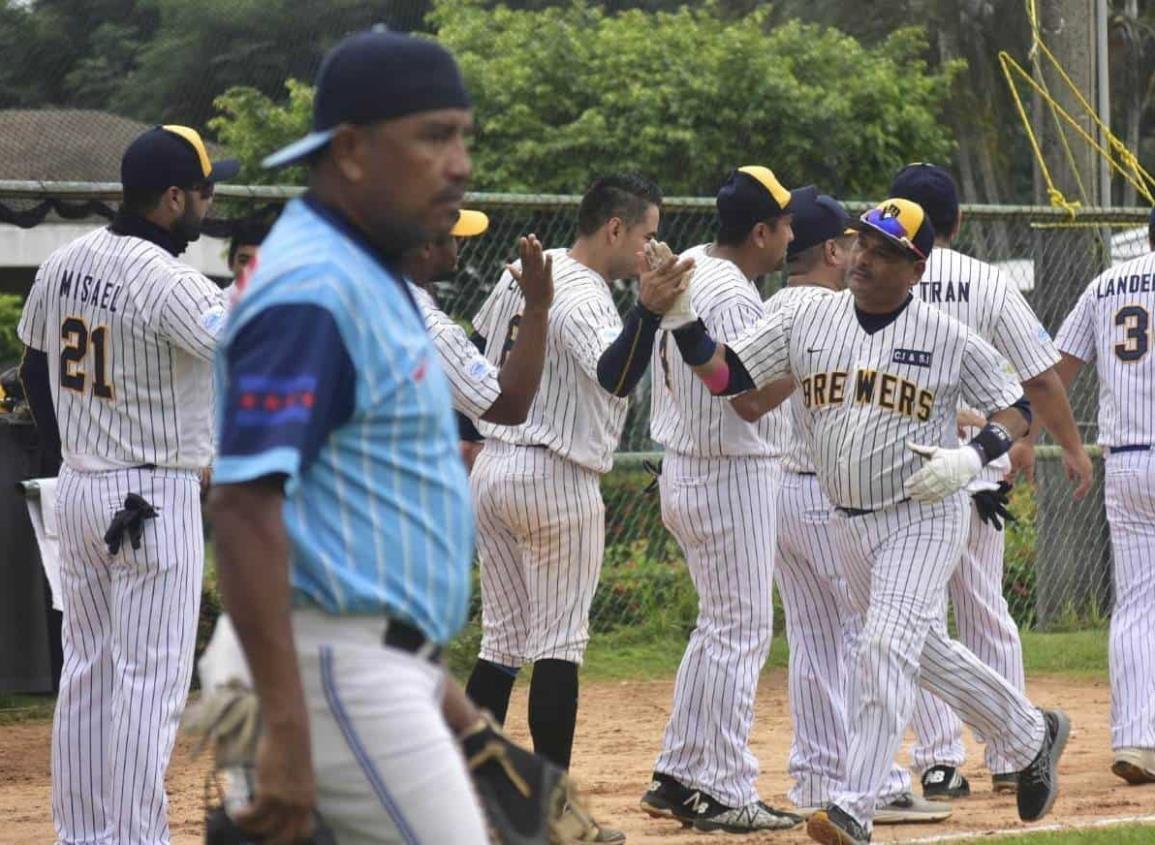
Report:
671,319,754,396
484,304,548,424
729,377,795,422
595,303,662,397
989,405,1031,441
19,347,61,454
442,676,483,734
1022,369,1082,452
210,481,309,732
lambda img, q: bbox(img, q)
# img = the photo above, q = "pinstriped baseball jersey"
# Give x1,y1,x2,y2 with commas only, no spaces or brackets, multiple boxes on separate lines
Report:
1055,251,1155,446
411,282,501,421
649,243,777,457
18,226,226,472
917,247,1059,381
472,249,626,473
761,284,839,473
730,293,1024,509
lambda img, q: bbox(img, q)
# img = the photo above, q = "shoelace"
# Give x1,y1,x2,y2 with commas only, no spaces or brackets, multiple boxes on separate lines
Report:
467,741,532,798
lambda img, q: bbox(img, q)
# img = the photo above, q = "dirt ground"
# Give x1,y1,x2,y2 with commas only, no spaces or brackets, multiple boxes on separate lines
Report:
1,671,1150,844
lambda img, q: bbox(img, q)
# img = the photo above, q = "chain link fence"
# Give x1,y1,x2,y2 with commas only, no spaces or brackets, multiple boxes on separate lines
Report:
441,195,1139,640
1,185,1141,646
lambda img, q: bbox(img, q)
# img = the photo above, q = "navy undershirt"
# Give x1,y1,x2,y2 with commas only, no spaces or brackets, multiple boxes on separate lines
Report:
854,293,914,334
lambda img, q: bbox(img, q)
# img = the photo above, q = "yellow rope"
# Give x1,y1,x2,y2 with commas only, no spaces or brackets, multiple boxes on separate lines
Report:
1000,0,1155,218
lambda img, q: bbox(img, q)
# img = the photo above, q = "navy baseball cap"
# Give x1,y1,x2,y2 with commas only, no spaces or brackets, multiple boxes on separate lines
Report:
121,125,239,190
717,166,810,241
889,162,959,234
263,30,472,169
787,189,852,257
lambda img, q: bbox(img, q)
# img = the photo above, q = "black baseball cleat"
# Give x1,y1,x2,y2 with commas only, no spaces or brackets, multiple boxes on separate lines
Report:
1017,709,1071,822
807,804,871,844
921,765,971,799
639,772,706,826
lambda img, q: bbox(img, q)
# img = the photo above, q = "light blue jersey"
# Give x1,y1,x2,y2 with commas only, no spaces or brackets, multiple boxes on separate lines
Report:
214,197,472,643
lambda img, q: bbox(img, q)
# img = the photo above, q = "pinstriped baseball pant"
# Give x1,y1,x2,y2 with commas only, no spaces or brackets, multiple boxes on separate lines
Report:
1105,451,1155,751
910,501,1028,776
51,464,202,845
775,471,910,808
472,441,605,666
653,453,779,808
830,495,1045,830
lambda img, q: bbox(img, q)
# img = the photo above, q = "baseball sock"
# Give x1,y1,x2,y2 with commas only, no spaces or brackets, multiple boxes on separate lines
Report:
465,659,519,725
528,659,579,770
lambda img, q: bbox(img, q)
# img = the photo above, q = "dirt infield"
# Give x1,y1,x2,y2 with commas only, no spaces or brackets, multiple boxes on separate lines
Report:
1,670,1148,844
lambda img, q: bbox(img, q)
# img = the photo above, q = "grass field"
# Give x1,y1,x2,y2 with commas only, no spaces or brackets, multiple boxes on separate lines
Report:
980,823,1155,843
2,628,1111,724
574,625,1110,682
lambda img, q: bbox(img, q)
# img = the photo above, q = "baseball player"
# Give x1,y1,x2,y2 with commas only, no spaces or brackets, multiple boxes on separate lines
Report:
640,166,805,833
210,31,493,843
669,198,1069,845
1053,211,1155,785
464,175,691,830
889,164,1092,798
400,209,552,471
752,190,948,823
719,190,948,824
17,124,235,845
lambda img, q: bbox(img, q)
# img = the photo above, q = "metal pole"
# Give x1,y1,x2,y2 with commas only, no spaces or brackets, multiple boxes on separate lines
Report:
1097,0,1112,205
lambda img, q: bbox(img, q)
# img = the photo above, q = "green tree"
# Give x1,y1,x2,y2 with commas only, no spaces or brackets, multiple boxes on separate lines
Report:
0,294,24,365
210,1,961,199
209,79,315,185
434,0,961,197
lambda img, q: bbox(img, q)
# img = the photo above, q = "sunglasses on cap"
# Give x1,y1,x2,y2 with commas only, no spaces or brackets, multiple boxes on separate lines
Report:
860,207,926,259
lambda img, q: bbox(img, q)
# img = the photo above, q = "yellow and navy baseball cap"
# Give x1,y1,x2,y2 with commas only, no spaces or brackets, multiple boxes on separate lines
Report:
121,125,239,190
717,166,808,241
848,198,935,260
450,209,489,238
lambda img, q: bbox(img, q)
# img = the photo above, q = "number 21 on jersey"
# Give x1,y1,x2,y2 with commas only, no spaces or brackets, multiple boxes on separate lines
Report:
60,316,114,399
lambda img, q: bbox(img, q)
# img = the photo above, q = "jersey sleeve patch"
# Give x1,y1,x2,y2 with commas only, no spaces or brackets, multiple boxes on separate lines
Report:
215,303,356,484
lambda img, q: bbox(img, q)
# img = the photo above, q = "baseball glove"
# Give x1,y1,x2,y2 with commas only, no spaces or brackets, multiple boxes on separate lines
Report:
460,714,597,845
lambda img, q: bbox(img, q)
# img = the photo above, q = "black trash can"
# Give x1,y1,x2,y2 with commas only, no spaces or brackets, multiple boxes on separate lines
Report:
0,414,63,693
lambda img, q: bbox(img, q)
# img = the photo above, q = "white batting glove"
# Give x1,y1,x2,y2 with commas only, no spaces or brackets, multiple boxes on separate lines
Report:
645,240,696,330
904,442,984,503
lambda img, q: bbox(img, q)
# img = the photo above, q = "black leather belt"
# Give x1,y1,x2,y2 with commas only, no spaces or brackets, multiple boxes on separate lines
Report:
382,618,441,662
835,497,910,517
1112,444,1151,454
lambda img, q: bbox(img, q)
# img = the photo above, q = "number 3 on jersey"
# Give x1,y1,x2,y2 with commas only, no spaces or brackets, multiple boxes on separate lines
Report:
61,316,114,399
1115,305,1150,362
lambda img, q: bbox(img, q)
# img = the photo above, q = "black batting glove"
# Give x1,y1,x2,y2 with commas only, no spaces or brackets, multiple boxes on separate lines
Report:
971,481,1015,532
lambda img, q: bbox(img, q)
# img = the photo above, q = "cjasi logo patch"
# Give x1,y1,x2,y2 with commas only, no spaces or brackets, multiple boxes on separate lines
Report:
893,348,933,368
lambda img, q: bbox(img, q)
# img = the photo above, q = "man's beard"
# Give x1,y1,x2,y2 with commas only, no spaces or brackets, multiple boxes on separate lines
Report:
173,204,204,243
